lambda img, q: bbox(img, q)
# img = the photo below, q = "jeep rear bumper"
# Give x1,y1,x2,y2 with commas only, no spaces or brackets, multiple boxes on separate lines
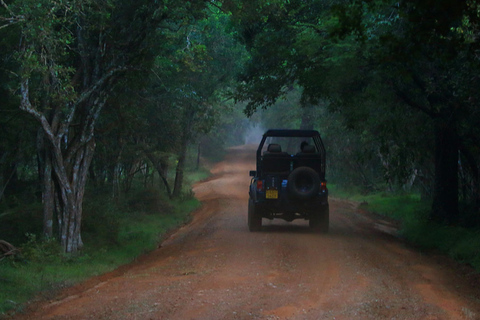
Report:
252,192,328,220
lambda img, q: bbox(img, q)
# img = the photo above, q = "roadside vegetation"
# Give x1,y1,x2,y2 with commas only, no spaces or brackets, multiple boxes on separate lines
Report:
0,163,210,316
329,184,480,273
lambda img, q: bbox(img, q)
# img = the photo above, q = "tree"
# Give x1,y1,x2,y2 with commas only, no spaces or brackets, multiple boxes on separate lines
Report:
150,8,247,197
1,0,210,253
332,0,480,224
87,6,247,200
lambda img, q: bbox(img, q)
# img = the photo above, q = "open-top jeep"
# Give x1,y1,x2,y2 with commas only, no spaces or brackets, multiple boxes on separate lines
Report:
248,129,329,232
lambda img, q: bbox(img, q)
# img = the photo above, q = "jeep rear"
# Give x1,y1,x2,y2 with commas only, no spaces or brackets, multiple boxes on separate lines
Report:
248,129,329,232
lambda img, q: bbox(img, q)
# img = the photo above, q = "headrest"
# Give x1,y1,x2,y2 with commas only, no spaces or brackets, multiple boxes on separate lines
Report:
267,143,282,153
302,145,316,153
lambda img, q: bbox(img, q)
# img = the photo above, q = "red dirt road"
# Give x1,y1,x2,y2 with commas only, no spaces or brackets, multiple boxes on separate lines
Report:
11,145,480,319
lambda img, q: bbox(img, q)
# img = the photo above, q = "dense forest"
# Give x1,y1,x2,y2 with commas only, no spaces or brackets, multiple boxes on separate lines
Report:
1,0,480,260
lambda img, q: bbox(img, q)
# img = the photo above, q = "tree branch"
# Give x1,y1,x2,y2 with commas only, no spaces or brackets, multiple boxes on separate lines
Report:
395,89,437,118
19,79,57,143
0,163,18,203
0,0,23,29
292,22,327,36
0,240,19,261
143,147,173,197
74,66,128,109
0,0,15,17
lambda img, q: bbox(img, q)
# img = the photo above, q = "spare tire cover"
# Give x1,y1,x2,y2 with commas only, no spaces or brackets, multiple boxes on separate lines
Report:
287,166,320,200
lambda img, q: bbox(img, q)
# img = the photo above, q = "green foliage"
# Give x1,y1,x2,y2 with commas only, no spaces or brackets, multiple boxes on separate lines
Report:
449,233,480,270
125,187,174,215
359,193,425,222
19,233,62,264
229,0,342,115
401,221,480,271
329,0,480,223
0,203,43,245
257,88,303,129
227,0,480,225
88,6,248,198
0,177,202,315
81,191,122,247
333,187,480,272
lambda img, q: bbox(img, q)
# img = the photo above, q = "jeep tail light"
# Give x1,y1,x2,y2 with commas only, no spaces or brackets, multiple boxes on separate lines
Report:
321,181,327,192
257,180,264,192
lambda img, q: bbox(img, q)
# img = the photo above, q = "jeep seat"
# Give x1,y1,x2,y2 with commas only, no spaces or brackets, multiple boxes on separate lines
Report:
262,144,291,174
294,145,322,174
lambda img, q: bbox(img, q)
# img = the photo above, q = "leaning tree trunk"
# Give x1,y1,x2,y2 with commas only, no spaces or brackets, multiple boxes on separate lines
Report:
37,129,55,239
299,102,315,130
431,117,459,225
144,150,173,197
172,138,188,198
172,107,194,198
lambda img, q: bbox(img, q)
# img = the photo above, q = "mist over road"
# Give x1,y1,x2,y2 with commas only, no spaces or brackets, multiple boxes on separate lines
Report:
12,145,480,319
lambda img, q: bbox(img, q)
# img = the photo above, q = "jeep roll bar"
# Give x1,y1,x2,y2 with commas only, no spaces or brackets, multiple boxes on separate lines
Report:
255,129,326,178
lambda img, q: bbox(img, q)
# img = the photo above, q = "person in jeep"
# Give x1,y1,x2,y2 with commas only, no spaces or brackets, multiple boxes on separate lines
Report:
248,129,329,232
300,141,308,152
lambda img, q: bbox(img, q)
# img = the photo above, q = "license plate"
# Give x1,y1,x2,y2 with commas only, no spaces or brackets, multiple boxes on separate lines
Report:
266,189,278,199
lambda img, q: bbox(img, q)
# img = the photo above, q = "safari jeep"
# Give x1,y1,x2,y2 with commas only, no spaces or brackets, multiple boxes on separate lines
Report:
248,129,329,232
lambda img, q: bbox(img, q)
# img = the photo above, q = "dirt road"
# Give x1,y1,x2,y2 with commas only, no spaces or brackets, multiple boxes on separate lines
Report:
12,145,480,319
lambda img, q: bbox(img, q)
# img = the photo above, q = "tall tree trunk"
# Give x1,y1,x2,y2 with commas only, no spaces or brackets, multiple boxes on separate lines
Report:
458,144,480,209
173,107,194,198
37,129,55,238
0,162,18,204
431,117,459,224
112,146,123,199
42,152,55,238
173,138,187,198
196,144,201,171
300,103,315,130
53,138,95,253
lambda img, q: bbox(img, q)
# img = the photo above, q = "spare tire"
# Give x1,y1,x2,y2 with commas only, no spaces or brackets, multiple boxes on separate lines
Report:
287,166,320,200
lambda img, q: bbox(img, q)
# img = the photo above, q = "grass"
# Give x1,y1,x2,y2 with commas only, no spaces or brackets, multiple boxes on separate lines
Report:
329,184,480,272
0,170,207,316
184,167,211,188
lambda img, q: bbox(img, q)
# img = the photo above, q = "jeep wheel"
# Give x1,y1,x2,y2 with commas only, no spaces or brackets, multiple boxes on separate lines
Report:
248,198,262,232
309,203,329,233
287,166,321,200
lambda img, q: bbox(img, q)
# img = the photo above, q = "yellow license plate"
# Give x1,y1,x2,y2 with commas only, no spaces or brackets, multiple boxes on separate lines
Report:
266,189,278,199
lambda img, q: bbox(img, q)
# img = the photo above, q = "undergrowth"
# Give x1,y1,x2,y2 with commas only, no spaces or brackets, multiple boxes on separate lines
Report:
0,170,207,316
329,184,480,272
